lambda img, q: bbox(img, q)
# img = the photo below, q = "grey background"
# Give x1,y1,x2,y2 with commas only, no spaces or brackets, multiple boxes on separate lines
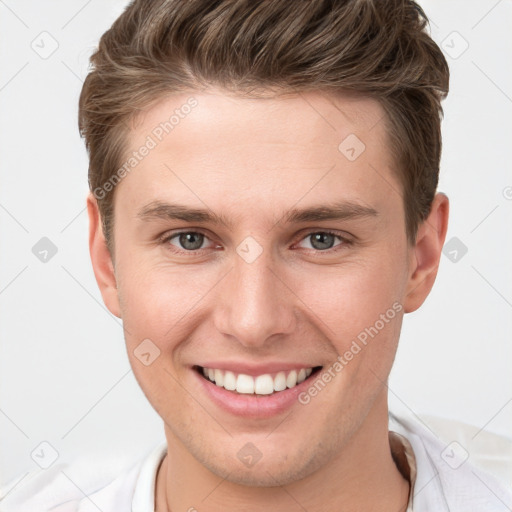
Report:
0,0,511,491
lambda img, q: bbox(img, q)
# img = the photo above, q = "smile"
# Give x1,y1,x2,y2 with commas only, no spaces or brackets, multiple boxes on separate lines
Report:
196,366,322,395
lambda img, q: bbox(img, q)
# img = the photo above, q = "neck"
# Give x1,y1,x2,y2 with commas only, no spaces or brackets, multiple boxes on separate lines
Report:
155,392,410,512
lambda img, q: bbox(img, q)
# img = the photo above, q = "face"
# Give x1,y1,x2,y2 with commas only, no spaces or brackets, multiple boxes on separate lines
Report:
89,89,444,487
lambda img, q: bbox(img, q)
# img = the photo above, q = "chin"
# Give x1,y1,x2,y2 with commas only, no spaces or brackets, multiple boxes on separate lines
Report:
197,442,329,488
209,462,310,488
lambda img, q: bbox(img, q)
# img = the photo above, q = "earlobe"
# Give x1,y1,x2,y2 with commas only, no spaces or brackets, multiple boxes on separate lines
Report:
403,193,450,313
87,193,121,318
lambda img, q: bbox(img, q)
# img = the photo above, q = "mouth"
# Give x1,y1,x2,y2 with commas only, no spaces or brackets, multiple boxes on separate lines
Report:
194,365,323,396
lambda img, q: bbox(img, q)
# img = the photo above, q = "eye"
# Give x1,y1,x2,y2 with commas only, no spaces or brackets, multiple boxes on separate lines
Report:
159,229,351,255
162,231,216,252
296,231,349,252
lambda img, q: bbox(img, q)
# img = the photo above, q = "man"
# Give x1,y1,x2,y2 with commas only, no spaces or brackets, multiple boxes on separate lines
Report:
2,0,511,511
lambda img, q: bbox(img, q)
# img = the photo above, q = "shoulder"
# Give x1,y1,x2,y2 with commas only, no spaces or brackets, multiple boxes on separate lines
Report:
0,443,165,512
390,411,512,512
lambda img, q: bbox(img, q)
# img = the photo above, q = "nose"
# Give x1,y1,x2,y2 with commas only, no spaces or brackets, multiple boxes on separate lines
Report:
213,245,297,348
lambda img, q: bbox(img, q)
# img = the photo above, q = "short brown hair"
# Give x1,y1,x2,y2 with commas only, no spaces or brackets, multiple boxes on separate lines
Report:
79,0,449,251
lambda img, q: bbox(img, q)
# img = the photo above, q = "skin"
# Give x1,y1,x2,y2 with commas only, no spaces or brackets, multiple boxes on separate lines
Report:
87,89,449,512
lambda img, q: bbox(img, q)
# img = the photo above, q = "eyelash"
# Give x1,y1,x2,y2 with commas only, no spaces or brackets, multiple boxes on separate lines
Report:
158,229,353,255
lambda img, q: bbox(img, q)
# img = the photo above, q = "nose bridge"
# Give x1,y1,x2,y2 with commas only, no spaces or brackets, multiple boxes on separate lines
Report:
213,240,296,346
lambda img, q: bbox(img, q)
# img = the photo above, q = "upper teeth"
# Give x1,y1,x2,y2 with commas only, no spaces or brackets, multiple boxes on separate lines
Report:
201,367,313,395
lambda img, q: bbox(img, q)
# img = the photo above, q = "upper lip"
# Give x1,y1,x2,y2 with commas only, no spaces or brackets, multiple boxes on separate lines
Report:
194,362,321,376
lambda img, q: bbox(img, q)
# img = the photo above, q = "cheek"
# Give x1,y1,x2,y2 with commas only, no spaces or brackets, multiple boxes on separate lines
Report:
294,257,403,332
289,254,405,379
117,257,218,348
116,261,202,414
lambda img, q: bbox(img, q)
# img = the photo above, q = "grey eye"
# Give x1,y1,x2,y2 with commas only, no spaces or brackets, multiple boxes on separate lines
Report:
174,232,205,251
308,232,337,250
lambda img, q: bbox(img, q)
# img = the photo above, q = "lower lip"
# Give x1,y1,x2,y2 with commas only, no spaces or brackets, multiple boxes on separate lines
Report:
194,369,318,418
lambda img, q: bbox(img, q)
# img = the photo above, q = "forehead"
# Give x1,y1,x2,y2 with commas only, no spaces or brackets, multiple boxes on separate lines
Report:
117,89,399,221
130,89,388,154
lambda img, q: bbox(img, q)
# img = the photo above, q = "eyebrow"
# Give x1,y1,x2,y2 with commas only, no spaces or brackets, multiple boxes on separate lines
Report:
137,200,378,228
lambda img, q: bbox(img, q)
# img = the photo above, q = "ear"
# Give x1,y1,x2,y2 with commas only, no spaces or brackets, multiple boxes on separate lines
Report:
87,193,121,318
403,192,449,313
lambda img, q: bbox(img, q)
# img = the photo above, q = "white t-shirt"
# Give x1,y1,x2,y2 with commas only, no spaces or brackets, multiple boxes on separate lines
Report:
1,412,510,511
